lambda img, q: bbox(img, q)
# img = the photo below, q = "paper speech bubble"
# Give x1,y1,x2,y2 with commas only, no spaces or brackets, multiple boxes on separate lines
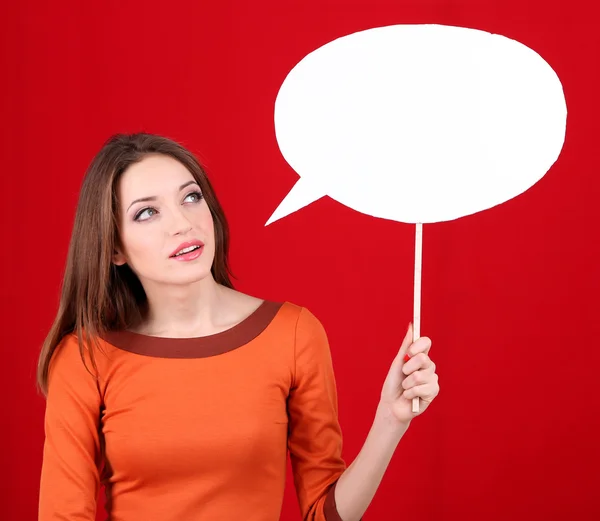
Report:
266,24,567,225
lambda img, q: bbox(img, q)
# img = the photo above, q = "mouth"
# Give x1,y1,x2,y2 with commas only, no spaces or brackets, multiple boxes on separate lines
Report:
170,244,204,261
170,240,205,259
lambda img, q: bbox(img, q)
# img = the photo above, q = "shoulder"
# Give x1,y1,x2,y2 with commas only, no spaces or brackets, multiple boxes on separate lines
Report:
273,301,328,340
220,288,268,323
222,288,301,326
51,332,87,366
226,288,326,336
46,331,106,403
50,330,114,376
45,333,95,393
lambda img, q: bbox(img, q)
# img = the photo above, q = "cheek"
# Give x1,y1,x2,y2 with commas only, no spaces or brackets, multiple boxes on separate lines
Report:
198,207,215,235
121,225,161,264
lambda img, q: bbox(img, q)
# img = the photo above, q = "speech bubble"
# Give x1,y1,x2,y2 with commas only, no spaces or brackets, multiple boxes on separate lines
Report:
266,24,567,225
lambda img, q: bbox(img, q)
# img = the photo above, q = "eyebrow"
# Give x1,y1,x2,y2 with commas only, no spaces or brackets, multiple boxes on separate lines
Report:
126,180,200,212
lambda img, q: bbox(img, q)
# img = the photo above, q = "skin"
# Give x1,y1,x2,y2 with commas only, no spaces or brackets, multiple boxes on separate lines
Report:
110,152,439,420
335,323,439,521
112,153,262,337
380,322,439,425
111,153,440,521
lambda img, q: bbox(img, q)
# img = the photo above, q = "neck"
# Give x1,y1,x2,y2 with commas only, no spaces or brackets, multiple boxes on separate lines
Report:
136,274,228,337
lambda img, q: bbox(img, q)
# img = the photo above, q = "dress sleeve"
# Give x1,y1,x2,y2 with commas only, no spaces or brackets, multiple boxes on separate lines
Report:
38,333,103,521
287,306,349,521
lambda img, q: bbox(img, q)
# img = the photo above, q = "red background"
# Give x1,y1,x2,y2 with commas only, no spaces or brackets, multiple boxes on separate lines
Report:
2,0,599,520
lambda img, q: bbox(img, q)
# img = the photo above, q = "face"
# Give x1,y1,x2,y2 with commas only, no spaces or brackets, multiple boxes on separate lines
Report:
113,154,215,287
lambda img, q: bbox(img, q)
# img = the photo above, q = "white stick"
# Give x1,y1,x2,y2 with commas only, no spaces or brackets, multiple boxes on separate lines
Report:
412,223,423,413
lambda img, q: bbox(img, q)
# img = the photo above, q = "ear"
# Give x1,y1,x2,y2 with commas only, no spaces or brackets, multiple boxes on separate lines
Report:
112,248,127,266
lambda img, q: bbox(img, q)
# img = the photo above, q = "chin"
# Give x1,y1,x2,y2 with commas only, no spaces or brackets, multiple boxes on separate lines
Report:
168,266,213,286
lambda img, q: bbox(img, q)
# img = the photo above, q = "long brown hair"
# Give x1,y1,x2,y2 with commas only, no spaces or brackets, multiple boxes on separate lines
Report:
37,133,237,396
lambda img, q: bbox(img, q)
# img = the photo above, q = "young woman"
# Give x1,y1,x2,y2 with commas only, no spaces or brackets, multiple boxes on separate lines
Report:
37,133,439,521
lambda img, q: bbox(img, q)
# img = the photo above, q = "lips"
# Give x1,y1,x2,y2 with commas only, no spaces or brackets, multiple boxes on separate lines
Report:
170,239,205,258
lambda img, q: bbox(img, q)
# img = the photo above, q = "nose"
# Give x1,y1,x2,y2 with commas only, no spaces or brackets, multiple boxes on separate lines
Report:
174,224,192,236
169,207,193,236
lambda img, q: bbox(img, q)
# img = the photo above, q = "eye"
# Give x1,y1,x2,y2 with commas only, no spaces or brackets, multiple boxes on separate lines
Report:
184,191,203,203
134,207,157,221
133,191,203,222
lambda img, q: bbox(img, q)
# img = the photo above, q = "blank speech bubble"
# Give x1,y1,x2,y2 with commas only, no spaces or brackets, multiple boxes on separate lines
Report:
266,24,567,225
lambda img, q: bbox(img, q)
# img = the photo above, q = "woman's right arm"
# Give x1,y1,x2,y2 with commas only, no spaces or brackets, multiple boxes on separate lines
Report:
39,334,103,521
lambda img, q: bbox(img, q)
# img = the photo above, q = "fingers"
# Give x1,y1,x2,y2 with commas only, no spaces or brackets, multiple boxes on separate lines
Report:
402,361,436,389
403,351,435,375
402,380,438,400
408,336,432,357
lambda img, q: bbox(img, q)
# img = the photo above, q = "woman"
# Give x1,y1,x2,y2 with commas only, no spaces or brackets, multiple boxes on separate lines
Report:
37,133,440,521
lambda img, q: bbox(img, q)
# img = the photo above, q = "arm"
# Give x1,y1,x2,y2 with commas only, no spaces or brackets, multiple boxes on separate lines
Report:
287,306,348,521
38,334,103,521
333,403,410,521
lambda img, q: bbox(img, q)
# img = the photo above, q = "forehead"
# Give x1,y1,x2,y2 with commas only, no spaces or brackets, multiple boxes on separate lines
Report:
118,154,195,199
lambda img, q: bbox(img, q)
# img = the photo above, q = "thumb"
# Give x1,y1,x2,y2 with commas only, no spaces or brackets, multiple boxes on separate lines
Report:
393,322,414,368
381,322,414,397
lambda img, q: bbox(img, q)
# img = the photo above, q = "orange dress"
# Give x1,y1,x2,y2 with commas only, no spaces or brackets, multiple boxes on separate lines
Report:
39,301,348,521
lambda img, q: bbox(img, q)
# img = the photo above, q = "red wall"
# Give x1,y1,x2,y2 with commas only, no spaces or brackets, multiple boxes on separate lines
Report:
1,1,599,520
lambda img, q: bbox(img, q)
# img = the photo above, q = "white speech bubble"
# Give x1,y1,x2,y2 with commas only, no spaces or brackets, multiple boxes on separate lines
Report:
266,24,567,225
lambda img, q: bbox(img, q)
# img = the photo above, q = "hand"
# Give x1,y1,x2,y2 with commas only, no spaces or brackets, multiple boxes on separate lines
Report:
379,322,440,426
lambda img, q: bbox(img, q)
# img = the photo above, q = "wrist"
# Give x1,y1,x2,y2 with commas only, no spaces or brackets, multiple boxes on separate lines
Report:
375,401,411,435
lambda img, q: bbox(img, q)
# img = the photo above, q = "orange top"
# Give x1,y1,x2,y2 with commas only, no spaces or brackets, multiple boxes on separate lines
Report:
39,301,349,521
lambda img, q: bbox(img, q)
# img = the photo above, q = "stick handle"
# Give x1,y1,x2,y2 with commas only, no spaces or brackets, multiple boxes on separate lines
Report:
412,223,423,413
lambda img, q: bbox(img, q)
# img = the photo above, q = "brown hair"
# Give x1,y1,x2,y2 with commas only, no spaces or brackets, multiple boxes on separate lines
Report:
36,132,237,396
